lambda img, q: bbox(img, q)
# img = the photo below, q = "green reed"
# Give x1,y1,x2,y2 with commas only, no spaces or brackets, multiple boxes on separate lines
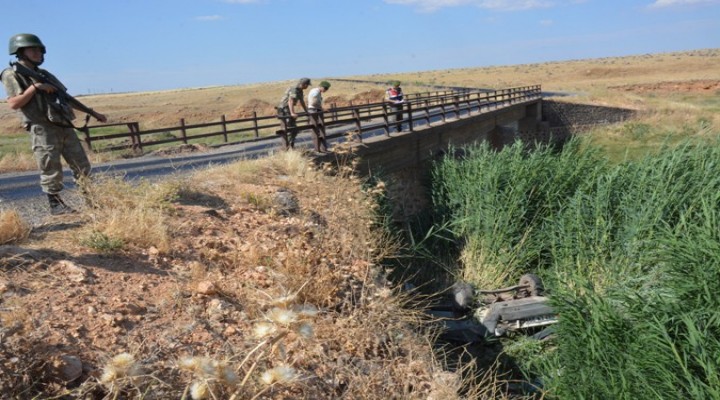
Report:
430,137,720,399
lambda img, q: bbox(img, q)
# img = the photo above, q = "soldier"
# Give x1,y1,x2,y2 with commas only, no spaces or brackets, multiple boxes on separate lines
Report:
385,80,405,133
1,33,107,215
307,80,331,153
276,78,310,150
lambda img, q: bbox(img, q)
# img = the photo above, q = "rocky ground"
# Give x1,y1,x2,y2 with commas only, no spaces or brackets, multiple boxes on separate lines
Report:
0,152,465,399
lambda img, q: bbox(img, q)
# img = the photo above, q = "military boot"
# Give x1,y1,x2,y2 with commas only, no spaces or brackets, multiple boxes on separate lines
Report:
48,194,77,216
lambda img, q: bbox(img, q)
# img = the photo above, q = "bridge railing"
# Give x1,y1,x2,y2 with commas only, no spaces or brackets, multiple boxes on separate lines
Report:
79,85,541,153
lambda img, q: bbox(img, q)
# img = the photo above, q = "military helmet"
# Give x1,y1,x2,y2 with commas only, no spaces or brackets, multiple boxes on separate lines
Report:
299,77,311,86
320,81,331,89
9,33,46,55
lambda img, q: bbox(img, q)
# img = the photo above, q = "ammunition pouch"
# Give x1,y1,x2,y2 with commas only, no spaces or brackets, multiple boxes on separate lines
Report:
46,100,76,127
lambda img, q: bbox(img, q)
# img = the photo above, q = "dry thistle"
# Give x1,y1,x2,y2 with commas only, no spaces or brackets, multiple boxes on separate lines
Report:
270,294,297,307
297,322,314,339
179,356,238,398
266,307,297,326
293,304,319,317
190,380,209,400
99,352,142,387
253,322,276,339
260,364,299,386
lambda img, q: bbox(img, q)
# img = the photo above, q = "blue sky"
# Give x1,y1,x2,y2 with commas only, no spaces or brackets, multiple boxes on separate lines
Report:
3,0,718,94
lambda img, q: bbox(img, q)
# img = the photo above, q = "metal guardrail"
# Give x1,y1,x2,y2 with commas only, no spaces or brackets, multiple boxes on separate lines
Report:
79,85,541,153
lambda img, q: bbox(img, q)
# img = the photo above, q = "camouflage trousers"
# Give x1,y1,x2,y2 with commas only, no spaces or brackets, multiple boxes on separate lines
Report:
30,123,91,195
276,107,298,149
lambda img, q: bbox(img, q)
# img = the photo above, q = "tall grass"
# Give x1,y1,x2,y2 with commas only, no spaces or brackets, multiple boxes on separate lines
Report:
431,140,606,289
430,136,720,398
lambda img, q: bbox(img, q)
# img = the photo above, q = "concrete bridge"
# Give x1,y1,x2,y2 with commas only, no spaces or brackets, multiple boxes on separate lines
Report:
311,85,548,218
341,95,544,175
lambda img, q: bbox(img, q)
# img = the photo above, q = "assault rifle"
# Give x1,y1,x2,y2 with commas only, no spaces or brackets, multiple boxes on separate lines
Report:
9,61,104,122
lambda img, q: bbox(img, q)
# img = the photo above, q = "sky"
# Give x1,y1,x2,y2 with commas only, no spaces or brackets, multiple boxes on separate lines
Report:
3,0,719,94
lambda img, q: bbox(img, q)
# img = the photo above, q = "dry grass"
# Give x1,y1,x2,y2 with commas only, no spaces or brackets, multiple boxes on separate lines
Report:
79,175,177,252
0,210,30,244
0,151,470,399
0,150,36,173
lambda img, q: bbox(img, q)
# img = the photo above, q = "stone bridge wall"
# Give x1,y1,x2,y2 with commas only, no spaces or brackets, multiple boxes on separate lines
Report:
336,99,638,220
541,99,637,132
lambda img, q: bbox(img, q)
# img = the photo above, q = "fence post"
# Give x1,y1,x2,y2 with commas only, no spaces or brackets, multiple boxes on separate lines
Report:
423,99,430,125
221,115,228,143
407,102,414,133
441,97,447,123
352,108,363,143
382,103,390,137
253,111,259,138
180,118,188,144
129,122,142,153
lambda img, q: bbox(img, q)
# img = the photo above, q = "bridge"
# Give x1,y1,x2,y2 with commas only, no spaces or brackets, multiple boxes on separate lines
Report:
0,85,549,215
75,85,544,157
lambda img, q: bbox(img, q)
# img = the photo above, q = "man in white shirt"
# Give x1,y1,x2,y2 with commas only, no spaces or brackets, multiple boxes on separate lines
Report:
307,81,331,152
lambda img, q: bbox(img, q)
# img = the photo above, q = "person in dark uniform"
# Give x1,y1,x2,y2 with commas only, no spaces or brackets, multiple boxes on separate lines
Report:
276,78,310,150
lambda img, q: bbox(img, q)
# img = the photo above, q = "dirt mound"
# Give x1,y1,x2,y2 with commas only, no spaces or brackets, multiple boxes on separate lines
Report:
351,89,385,104
323,90,384,109
230,98,275,119
611,79,720,94
323,95,350,108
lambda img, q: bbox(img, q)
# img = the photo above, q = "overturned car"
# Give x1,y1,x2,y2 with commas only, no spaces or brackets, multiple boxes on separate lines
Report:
433,274,558,342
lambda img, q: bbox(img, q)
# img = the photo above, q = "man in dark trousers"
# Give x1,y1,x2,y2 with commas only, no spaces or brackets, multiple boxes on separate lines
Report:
276,78,310,150
1,33,107,215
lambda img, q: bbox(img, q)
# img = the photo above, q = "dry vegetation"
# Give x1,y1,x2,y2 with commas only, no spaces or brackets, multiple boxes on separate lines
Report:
0,150,480,398
1,49,719,398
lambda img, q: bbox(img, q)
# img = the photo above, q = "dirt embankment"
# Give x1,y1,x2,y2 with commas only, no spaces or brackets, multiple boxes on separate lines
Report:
0,154,462,398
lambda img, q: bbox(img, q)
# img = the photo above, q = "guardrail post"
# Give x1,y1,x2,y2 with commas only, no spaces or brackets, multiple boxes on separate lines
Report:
453,95,460,118
423,99,430,125
351,108,363,143
441,97,447,123
252,111,259,138
407,102,414,133
180,118,188,144
382,103,390,137
221,115,228,143
352,108,362,142
129,122,142,153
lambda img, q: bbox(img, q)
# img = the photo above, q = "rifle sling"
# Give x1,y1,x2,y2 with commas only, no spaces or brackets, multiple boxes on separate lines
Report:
11,62,93,130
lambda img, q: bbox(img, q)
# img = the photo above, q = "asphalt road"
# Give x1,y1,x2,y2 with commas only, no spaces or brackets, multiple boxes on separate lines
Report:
1,92,553,225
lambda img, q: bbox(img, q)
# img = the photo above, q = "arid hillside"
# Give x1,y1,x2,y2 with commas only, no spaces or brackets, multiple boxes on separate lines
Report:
2,48,717,136
1,49,719,399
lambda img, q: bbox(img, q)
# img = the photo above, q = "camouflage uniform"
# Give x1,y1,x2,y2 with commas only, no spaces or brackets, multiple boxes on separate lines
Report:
276,85,306,149
1,67,91,195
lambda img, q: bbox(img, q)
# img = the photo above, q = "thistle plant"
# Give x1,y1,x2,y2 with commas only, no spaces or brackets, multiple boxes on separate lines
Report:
99,352,143,396
178,356,238,400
